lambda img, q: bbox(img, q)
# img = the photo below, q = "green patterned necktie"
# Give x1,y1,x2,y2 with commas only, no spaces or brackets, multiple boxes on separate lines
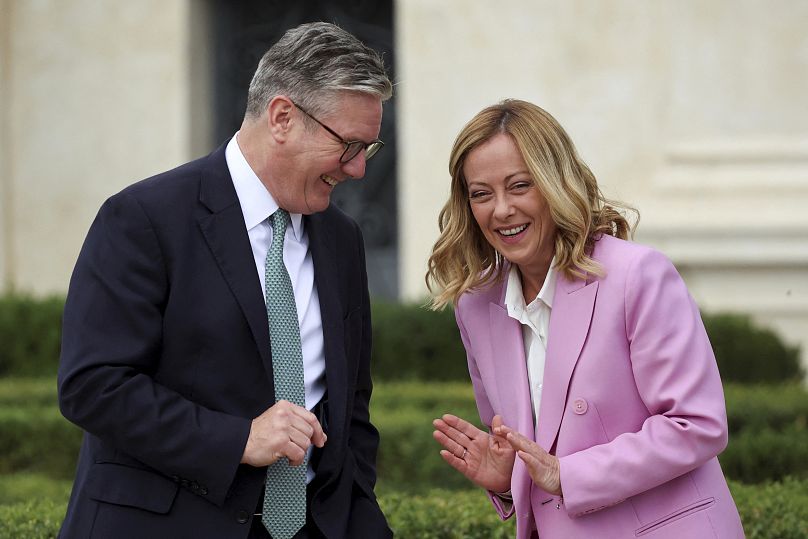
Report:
262,208,307,539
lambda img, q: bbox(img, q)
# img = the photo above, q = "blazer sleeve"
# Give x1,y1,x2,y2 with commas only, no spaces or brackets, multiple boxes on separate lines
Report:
558,248,729,516
58,193,251,506
455,302,516,521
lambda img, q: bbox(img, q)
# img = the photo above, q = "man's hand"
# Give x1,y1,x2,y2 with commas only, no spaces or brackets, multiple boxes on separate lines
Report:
241,400,326,467
432,414,515,493
497,423,562,495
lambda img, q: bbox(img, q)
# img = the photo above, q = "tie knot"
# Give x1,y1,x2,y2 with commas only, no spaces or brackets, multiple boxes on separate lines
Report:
271,209,290,240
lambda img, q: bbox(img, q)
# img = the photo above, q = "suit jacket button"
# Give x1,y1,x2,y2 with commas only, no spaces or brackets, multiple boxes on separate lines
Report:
200,486,208,495
573,398,588,415
236,510,249,524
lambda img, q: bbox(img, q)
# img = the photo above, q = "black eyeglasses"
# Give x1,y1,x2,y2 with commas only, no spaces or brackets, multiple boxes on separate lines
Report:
291,101,384,163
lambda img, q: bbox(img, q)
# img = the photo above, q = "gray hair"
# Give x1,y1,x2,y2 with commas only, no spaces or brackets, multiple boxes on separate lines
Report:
245,22,392,120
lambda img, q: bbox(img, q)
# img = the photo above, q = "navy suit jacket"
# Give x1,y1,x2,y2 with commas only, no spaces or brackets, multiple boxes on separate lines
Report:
57,142,391,538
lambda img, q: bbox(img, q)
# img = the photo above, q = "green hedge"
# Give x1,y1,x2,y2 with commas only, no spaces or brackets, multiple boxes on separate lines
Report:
0,407,82,480
705,313,803,383
4,294,800,384
7,378,802,437
720,427,808,484
0,499,66,539
723,383,808,434
731,477,808,539
371,301,469,381
0,378,58,408
1,381,807,486
2,477,807,539
0,294,63,378
0,473,71,505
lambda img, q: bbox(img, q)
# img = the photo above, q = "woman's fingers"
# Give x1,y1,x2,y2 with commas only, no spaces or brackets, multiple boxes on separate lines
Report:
505,429,541,455
439,449,469,474
433,415,476,451
441,414,483,439
432,428,468,459
515,449,562,495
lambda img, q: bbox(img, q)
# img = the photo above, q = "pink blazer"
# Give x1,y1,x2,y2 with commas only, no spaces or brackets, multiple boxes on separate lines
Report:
455,234,744,538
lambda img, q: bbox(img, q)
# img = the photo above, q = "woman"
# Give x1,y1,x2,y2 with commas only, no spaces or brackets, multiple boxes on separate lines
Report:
426,99,743,538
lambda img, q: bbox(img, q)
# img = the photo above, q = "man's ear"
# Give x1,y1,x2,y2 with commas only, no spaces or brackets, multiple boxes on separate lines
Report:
267,95,295,141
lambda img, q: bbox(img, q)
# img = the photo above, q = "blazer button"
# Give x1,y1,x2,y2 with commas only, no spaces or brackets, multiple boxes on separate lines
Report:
572,398,588,415
236,510,249,524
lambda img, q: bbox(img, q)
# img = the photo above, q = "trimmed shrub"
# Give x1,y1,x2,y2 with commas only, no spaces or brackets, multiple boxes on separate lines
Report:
0,294,63,378
381,489,515,538
0,293,802,384
730,478,808,539
0,499,65,539
0,473,71,505
2,479,807,539
2,381,808,486
0,407,82,480
705,313,803,383
373,382,479,419
724,383,808,434
0,378,58,408
371,301,469,381
720,427,808,484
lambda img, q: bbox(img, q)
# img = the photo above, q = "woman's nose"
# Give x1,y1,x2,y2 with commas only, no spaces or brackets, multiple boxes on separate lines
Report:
493,195,515,219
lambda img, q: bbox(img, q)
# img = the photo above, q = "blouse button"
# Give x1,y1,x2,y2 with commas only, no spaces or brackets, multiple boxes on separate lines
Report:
572,398,588,415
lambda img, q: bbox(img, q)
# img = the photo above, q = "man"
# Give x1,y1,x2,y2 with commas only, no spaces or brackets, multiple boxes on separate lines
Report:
57,22,393,538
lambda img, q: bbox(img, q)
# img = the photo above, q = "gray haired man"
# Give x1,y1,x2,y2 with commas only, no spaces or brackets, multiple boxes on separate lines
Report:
58,22,393,538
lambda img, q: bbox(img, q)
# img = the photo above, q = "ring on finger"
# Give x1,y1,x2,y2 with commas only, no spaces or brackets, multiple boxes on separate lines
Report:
461,448,468,459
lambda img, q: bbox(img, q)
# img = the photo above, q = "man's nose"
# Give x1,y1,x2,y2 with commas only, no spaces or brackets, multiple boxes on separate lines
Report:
341,152,367,179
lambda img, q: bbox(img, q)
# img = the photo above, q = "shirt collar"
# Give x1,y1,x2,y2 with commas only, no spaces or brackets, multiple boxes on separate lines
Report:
225,133,304,240
504,256,558,314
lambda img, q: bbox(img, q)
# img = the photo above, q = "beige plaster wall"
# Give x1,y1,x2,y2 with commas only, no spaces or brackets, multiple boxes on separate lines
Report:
1,0,197,293
396,0,808,371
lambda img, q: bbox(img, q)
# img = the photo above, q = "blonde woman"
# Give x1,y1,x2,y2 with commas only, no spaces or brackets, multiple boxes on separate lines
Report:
427,99,743,538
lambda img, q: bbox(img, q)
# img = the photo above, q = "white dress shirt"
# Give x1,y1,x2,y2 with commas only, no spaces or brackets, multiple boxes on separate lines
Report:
504,258,557,426
225,134,326,482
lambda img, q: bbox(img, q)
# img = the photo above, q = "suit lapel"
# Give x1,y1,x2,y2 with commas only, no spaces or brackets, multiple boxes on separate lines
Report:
537,275,598,451
196,146,274,384
306,211,347,447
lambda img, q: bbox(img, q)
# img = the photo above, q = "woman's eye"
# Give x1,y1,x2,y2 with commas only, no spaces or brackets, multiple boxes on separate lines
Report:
469,191,490,199
511,182,532,191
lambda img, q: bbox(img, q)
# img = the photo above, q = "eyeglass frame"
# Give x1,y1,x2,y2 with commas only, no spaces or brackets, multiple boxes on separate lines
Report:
291,100,385,164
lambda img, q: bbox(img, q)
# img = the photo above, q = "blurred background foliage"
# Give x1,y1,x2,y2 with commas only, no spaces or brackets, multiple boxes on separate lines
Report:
0,294,806,538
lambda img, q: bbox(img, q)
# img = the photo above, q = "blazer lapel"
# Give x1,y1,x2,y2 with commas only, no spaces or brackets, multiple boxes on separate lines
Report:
489,290,535,443
537,275,598,451
306,211,347,448
196,145,274,384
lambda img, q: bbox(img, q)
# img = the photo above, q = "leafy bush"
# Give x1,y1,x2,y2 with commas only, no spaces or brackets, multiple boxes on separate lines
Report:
2,381,808,486
704,313,803,383
720,427,808,483
0,293,802,384
723,383,808,434
0,499,65,539
0,378,58,408
2,478,807,539
0,407,81,479
730,478,808,539
381,489,515,538
0,473,71,505
371,301,469,381
0,294,63,378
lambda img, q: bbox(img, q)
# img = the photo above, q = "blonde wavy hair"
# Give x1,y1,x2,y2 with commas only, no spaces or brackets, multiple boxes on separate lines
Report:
426,99,637,309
